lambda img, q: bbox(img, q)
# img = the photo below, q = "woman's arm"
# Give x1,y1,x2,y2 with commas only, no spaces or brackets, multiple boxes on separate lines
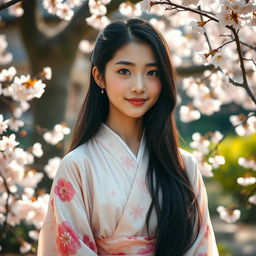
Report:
37,154,98,256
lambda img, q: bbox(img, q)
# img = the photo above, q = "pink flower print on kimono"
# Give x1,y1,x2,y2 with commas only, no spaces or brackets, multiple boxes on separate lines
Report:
54,178,75,202
198,253,208,256
120,155,136,170
83,234,97,252
204,224,210,239
129,204,144,220
56,221,81,256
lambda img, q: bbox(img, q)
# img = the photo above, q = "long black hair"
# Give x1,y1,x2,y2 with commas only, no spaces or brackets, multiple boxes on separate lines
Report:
69,18,201,256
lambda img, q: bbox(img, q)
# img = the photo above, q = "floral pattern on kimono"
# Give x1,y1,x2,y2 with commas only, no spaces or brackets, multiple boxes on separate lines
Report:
37,123,219,256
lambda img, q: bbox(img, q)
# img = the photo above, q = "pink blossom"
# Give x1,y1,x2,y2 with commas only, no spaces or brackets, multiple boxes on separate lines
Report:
129,204,144,220
204,224,210,239
54,178,75,202
56,221,81,256
83,234,96,252
120,156,136,170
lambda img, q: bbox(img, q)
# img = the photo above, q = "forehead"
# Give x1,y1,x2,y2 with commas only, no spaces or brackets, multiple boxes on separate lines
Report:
108,42,157,65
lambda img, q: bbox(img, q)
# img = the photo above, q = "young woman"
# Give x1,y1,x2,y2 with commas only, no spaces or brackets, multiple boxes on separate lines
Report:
37,18,219,256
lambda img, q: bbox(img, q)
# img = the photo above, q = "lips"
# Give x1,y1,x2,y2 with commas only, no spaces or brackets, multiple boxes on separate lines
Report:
126,98,147,106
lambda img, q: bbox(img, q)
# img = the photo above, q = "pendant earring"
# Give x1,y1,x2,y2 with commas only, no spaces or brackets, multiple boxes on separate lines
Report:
101,88,104,94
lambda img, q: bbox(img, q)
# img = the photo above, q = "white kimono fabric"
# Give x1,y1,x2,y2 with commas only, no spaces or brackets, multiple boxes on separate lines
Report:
37,123,219,256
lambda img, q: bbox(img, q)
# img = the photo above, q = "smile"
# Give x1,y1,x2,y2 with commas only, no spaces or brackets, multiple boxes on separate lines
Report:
126,98,147,106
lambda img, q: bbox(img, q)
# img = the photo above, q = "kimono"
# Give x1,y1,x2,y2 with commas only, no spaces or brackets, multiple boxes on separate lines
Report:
37,123,219,256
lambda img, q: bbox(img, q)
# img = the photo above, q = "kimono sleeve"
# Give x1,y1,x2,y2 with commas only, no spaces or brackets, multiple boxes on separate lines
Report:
37,154,98,256
184,155,219,256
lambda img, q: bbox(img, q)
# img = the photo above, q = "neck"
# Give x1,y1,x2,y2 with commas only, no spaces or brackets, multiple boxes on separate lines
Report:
105,114,143,155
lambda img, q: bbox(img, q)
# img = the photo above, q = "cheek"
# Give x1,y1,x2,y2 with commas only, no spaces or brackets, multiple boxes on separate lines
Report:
105,75,126,94
149,80,162,98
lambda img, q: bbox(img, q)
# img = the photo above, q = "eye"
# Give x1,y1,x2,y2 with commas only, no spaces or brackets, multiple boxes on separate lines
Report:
118,69,130,75
147,70,159,77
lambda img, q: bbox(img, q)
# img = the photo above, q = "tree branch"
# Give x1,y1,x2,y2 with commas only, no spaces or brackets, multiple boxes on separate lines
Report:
0,0,23,11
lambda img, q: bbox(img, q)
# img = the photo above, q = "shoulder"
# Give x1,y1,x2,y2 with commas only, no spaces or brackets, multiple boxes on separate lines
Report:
179,147,199,186
56,143,93,179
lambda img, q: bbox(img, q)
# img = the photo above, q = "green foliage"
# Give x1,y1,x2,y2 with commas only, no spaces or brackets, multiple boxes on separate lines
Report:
217,243,233,256
213,134,256,222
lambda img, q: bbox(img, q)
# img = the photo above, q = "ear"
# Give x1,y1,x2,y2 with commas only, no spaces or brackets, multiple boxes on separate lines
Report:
92,66,105,89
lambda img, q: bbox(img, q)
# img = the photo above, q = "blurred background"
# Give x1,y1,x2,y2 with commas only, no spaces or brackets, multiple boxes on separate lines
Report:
0,0,255,255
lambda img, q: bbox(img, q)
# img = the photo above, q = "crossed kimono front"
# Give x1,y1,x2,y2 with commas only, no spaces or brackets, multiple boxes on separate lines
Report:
37,124,219,256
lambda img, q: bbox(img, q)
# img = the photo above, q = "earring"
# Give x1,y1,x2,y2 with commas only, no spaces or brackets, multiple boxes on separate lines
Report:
101,88,104,94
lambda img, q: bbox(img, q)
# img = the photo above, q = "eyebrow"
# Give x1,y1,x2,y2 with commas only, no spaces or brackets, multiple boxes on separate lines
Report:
115,60,158,67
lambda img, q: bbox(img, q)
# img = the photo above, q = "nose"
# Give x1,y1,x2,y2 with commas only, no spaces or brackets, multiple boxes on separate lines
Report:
131,75,145,94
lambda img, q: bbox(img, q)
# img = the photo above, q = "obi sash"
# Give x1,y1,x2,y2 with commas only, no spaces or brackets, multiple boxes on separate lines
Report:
95,236,156,256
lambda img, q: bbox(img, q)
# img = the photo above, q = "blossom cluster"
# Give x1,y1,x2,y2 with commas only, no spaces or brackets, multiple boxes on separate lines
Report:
0,64,70,253
190,131,225,177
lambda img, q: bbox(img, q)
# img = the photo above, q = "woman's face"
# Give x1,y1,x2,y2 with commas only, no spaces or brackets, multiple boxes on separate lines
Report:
93,41,162,121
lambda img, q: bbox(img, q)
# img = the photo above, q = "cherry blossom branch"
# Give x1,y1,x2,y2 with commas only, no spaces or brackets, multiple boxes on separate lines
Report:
208,112,256,157
155,0,218,22
157,2,256,105
243,58,256,67
239,40,256,51
0,0,23,11
231,27,256,105
0,171,14,235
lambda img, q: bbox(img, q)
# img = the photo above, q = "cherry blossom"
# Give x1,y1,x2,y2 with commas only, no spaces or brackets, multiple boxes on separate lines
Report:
0,35,13,65
8,118,24,132
217,205,241,223
0,134,19,151
13,101,30,118
42,0,62,14
0,66,16,82
0,114,9,135
187,20,205,34
11,75,46,101
230,113,256,136
89,0,107,16
210,131,223,144
79,40,94,54
237,176,256,186
248,195,256,205
54,178,76,202
57,221,81,256
32,142,43,158
210,51,230,70
56,3,74,20
28,230,39,241
44,157,62,179
190,132,210,154
198,162,214,177
208,155,225,169
19,241,32,254
179,105,201,122
85,15,111,30
140,0,152,13
238,157,256,171
41,66,52,80
43,123,70,145
182,0,200,7
119,2,142,17
18,170,44,188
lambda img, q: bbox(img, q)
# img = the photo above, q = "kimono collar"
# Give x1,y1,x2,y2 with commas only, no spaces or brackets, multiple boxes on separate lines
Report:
95,123,146,166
